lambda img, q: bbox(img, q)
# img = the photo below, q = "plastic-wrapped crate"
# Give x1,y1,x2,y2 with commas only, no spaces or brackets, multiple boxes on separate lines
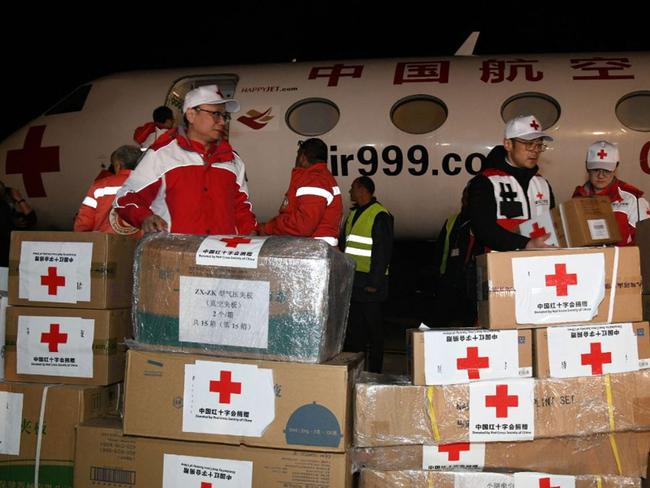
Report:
131,234,354,363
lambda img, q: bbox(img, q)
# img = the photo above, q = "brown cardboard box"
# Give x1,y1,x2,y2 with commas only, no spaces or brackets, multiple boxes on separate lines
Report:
359,470,641,488
74,417,351,488
477,247,642,329
123,349,363,452
557,196,622,247
0,382,119,488
352,431,650,476
354,369,650,446
636,219,650,289
3,306,129,385
8,231,136,309
411,329,532,385
533,322,650,378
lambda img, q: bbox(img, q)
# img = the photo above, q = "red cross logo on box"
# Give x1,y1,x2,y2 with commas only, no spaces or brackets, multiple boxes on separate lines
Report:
437,442,471,461
485,384,518,418
545,263,578,296
41,323,68,352
581,342,612,375
457,347,490,379
539,478,560,488
201,483,212,488
220,237,252,248
209,370,242,404
40,266,66,295
529,222,547,238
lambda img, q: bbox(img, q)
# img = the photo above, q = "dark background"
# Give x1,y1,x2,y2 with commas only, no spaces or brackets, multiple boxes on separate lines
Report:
2,3,648,140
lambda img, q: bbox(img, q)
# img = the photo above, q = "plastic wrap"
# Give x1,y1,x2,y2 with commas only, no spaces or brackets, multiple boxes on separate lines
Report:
354,369,650,446
359,471,642,488
351,431,650,476
130,233,355,363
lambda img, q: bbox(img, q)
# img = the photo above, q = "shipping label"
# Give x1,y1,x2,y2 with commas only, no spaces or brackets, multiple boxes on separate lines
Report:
0,391,23,455
423,443,486,471
514,472,575,488
518,213,560,247
196,236,268,269
163,454,253,488
454,472,513,488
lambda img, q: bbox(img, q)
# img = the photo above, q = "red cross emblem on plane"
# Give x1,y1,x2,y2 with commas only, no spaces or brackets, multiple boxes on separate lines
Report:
485,384,518,418
209,370,242,404
545,263,578,296
437,442,471,461
41,323,68,352
41,266,66,295
220,237,252,248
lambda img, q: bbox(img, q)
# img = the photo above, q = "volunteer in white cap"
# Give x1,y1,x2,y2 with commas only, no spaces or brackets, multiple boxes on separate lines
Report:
573,140,649,245
467,114,557,251
114,84,257,235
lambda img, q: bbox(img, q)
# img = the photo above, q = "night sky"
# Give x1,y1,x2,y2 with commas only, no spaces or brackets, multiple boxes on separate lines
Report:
2,3,648,140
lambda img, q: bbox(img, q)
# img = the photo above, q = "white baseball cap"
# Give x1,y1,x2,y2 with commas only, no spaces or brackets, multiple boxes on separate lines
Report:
504,115,554,141
182,84,240,114
586,140,619,171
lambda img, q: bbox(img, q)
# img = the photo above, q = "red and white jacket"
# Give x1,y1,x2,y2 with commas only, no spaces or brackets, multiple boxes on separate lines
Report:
74,170,141,236
133,121,171,148
262,162,342,245
114,129,256,235
573,179,650,245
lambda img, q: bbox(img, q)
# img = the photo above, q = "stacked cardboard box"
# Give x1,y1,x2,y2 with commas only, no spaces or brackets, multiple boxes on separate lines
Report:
0,231,135,487
638,220,650,321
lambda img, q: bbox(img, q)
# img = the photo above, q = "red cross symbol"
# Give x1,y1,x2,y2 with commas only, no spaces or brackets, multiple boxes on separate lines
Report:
597,149,608,160
437,442,471,461
41,323,68,352
536,192,544,199
201,483,212,488
40,266,66,295
539,478,560,488
5,125,60,197
457,347,490,379
529,222,547,238
529,119,540,130
581,342,612,375
220,237,252,248
209,370,242,404
545,263,578,297
485,384,518,418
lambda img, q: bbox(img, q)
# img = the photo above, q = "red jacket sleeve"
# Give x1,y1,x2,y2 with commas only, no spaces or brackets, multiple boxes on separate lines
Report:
114,179,162,228
234,189,257,235
74,184,98,231
264,194,327,237
133,122,156,145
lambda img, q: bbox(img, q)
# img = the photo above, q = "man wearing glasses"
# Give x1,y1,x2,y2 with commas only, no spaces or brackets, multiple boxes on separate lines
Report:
114,85,257,235
573,140,649,245
468,114,556,251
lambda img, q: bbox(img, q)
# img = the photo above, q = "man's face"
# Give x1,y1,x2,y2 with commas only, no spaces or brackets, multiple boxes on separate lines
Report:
349,180,362,203
186,103,228,144
504,137,546,169
588,167,616,190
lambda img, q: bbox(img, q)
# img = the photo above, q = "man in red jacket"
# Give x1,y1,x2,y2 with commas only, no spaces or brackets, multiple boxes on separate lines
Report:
258,138,342,245
114,85,257,235
573,140,649,245
133,106,175,149
74,145,143,236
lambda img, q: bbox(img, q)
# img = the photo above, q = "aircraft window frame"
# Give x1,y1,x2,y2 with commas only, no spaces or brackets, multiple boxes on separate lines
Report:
390,95,449,135
616,91,650,132
500,92,561,130
285,98,340,136
165,75,240,124
44,84,92,115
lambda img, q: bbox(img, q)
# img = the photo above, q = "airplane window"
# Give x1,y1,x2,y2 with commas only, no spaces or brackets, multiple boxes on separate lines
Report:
501,92,560,129
45,84,92,115
390,95,448,134
286,98,340,136
616,91,650,132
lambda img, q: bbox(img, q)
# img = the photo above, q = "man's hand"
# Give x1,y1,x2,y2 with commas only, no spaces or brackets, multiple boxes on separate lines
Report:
142,215,169,233
525,233,556,249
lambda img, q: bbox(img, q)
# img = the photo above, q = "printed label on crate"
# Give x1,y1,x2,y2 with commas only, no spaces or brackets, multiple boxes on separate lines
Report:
469,379,534,442
454,472,513,488
0,391,23,455
16,315,94,378
163,454,253,488
423,443,485,471
19,241,93,303
587,219,610,240
514,472,575,488
519,213,560,247
183,360,274,437
196,236,268,269
424,330,521,385
512,253,605,324
179,276,270,349
546,323,639,378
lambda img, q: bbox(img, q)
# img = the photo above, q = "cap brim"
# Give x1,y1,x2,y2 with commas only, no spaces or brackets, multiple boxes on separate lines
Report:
587,161,617,171
517,132,554,142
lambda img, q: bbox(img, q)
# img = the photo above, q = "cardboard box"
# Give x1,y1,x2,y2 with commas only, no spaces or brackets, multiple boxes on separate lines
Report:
3,306,129,385
352,431,650,476
123,349,363,452
534,322,650,378
0,382,119,488
132,234,354,363
411,329,532,385
8,231,136,309
359,471,641,488
74,417,351,488
354,369,650,446
477,247,642,329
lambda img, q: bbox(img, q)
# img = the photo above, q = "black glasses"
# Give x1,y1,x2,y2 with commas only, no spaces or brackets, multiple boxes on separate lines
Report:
194,107,231,122
588,168,614,176
513,138,548,152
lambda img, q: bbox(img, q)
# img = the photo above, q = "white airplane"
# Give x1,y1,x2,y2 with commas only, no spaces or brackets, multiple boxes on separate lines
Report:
1,44,649,238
